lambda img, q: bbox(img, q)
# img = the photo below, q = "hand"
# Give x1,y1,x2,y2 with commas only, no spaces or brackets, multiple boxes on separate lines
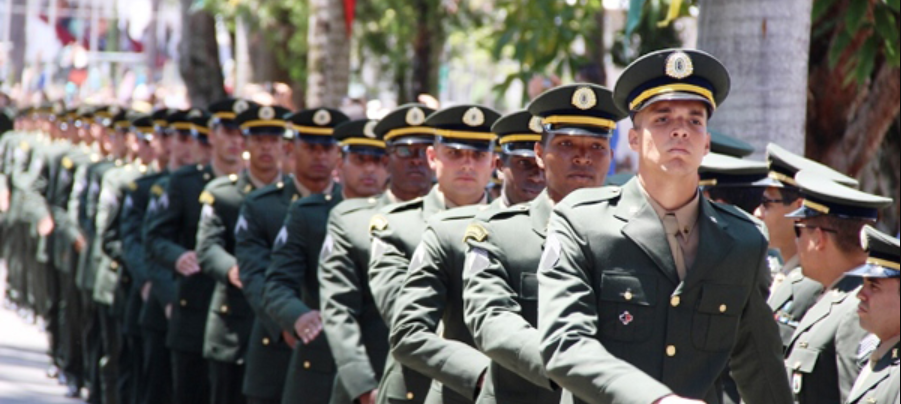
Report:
38,216,55,237
293,310,323,345
175,251,200,276
653,396,706,404
227,266,243,289
140,282,152,302
358,390,378,404
282,331,298,349
165,304,173,319
0,188,9,212
73,234,87,253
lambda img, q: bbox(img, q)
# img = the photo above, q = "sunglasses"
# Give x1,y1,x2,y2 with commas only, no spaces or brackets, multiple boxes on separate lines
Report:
391,145,428,159
760,197,785,209
794,223,837,238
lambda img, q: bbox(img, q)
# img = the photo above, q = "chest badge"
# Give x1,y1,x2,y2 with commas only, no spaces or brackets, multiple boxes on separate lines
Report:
619,311,634,326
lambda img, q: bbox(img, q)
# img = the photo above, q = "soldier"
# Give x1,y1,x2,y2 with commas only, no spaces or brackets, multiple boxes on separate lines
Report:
196,102,283,404
537,48,793,404
386,104,503,404
783,170,893,404
843,226,900,404
318,104,436,404
460,85,624,404
699,153,768,214
144,105,233,404
762,145,860,349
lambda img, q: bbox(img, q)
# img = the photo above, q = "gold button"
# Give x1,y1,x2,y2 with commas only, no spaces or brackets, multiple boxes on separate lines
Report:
303,361,311,369
262,338,270,346
623,291,633,301
220,305,229,314
110,261,119,270
671,296,681,307
719,305,727,313
406,393,415,400
666,345,677,357
180,299,187,307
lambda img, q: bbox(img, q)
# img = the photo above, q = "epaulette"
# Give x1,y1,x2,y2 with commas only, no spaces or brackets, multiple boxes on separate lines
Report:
710,200,759,226
483,203,530,222
199,190,215,205
334,197,380,216
567,186,623,208
434,205,486,222
293,192,331,208
383,197,425,215
246,182,283,202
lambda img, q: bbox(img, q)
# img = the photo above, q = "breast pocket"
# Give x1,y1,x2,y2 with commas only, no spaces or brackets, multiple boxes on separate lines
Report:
691,284,746,352
598,272,657,343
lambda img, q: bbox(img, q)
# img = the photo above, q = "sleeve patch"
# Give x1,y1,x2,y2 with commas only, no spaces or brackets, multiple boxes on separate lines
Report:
199,190,215,206
369,214,389,233
150,185,164,197
463,223,489,243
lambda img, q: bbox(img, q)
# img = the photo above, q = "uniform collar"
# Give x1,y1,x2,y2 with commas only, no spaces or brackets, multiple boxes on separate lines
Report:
640,182,701,238
871,335,900,367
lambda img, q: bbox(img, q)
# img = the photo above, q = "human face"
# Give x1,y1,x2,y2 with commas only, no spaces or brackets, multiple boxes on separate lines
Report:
338,152,389,199
857,277,901,340
629,100,710,179
427,143,495,203
171,132,198,167
537,135,611,203
294,140,340,183
795,219,836,284
498,155,545,205
387,144,433,195
136,137,156,164
246,135,283,173
209,125,245,165
755,187,803,250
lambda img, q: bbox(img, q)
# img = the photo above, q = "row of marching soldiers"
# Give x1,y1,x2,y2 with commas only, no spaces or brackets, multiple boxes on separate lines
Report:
1,47,899,404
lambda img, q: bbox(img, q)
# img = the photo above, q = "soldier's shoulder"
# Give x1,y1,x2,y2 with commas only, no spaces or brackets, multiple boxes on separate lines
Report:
135,171,167,186
558,186,624,210
292,192,336,209
710,200,762,228
382,196,425,216
170,164,204,180
434,204,489,223
204,175,235,193
245,181,283,202
481,202,531,222
333,196,381,216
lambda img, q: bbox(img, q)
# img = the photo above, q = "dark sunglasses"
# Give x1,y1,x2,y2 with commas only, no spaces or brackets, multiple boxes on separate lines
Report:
794,223,837,238
391,145,428,159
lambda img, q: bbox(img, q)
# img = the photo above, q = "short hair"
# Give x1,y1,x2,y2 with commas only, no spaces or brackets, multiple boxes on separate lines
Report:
807,215,870,254
777,187,803,205
706,186,766,214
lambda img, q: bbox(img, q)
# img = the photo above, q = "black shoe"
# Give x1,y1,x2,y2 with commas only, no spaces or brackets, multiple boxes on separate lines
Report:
64,384,81,399
47,365,59,379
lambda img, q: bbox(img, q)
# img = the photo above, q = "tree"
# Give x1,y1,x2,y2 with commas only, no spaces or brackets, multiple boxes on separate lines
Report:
306,0,351,108
696,0,814,158
178,0,227,107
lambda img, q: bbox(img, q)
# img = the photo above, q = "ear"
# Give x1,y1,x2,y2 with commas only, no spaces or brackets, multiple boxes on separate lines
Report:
704,132,711,155
494,155,503,171
426,145,438,171
628,127,640,152
535,142,547,170
813,228,829,251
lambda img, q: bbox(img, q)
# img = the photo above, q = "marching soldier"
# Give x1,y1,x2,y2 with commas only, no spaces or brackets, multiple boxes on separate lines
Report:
537,48,793,404
235,106,299,404
461,85,623,404
196,102,282,404
763,144,860,348
143,106,223,404
783,170,893,404
843,225,900,404
318,104,436,404
386,104,503,404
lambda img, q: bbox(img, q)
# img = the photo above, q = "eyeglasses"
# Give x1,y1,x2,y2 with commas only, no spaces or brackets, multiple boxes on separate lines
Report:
390,145,428,159
794,223,837,238
760,197,785,209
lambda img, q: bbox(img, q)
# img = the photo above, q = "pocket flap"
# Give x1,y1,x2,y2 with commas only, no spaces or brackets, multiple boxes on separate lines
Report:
600,273,657,306
697,284,745,316
788,347,820,374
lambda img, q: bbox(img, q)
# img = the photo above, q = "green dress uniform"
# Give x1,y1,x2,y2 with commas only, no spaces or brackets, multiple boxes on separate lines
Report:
843,226,901,404
387,104,501,404
318,104,434,404
782,171,894,404
261,107,349,404
237,176,302,404
538,49,793,404
459,88,625,404
143,108,216,404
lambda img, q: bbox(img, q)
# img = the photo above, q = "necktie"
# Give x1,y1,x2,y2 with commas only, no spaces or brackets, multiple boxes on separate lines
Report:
663,213,686,280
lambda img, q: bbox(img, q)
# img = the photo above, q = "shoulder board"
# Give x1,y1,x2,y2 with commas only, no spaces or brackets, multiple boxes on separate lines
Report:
384,197,425,214
711,201,758,225
437,205,485,221
568,186,623,208
246,183,283,202
150,184,165,197
294,193,330,207
199,190,215,206
463,222,489,243
335,197,380,216
484,203,530,222
62,157,73,170
369,214,389,233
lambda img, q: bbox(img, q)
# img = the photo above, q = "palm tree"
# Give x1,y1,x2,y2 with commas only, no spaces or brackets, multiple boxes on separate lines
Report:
306,0,350,109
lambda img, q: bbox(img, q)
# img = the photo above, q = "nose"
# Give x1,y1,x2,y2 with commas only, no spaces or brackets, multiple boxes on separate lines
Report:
753,205,765,219
671,120,690,139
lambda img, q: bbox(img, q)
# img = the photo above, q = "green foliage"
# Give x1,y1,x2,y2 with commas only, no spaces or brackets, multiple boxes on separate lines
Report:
613,0,695,67
817,0,900,87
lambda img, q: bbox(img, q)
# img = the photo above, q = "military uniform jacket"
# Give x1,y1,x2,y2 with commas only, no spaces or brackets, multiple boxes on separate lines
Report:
462,191,560,404
75,158,117,291
846,341,900,404
236,176,299,400
390,200,500,404
119,170,168,335
140,175,176,333
319,194,393,401
48,145,92,273
538,180,792,404
262,186,343,404
768,267,824,350
197,170,260,364
144,163,215,353
785,276,868,404
369,187,447,404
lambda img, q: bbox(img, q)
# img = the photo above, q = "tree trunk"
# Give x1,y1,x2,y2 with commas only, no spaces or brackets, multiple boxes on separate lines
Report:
8,0,27,85
177,0,226,107
410,2,443,100
696,0,813,158
583,8,608,86
306,0,350,109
